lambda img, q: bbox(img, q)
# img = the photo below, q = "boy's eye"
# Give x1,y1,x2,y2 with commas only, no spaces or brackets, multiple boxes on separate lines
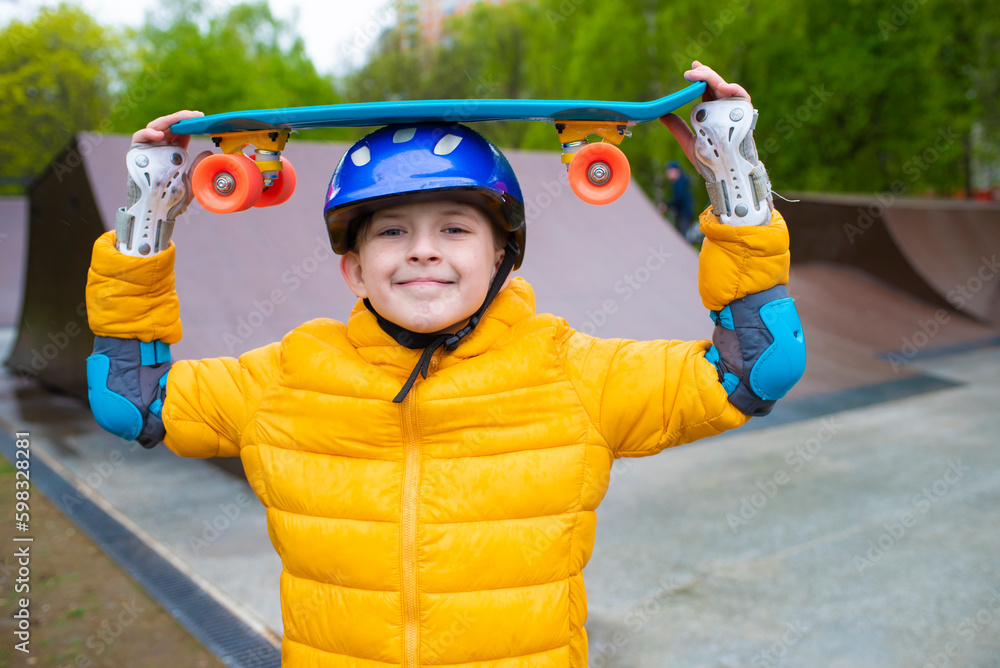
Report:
377,227,466,236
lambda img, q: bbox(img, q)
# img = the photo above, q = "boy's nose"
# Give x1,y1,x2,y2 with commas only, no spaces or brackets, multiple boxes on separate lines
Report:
407,231,442,261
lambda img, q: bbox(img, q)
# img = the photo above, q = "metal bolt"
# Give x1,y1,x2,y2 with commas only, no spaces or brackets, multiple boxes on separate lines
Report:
135,155,149,168
588,162,611,186
735,203,748,217
695,109,708,123
171,153,183,165
729,108,745,122
138,243,151,255
214,173,236,195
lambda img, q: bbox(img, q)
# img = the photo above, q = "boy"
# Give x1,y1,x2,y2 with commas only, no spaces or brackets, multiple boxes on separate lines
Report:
85,63,804,667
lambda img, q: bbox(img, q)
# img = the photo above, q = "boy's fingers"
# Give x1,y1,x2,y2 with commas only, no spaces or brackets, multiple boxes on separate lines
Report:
131,110,203,148
131,128,165,144
148,110,204,132
659,113,696,167
683,62,751,103
718,81,751,101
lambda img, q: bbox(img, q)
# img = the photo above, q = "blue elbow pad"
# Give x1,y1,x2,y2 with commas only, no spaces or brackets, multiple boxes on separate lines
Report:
86,337,171,447
706,285,806,416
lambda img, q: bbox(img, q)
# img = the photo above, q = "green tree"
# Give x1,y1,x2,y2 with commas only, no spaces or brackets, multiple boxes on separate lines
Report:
341,0,1000,199
108,0,346,141
0,4,120,194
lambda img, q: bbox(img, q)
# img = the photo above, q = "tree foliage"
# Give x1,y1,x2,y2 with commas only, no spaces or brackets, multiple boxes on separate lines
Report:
0,4,119,193
342,0,1000,200
108,0,341,139
3,0,998,200
0,0,345,193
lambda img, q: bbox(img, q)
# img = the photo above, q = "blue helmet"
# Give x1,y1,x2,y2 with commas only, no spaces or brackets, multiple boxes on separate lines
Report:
324,123,526,269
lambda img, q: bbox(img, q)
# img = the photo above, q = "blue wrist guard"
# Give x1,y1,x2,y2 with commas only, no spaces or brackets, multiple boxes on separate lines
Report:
706,285,806,416
86,337,171,447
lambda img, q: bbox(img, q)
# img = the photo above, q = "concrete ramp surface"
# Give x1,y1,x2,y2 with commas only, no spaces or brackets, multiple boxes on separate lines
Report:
0,197,27,327
883,200,1000,325
784,193,1000,326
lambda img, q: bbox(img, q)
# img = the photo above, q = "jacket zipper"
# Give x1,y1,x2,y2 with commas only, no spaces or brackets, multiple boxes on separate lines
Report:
400,385,419,666
401,350,439,667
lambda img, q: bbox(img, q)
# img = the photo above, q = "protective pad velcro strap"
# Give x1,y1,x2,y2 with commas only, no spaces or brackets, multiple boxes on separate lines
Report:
116,207,132,247
705,180,729,216
750,163,770,202
705,345,741,396
139,340,171,366
149,370,169,419
709,306,735,330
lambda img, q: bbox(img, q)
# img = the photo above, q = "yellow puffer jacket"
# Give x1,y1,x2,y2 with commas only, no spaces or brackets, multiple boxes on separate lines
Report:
87,209,790,667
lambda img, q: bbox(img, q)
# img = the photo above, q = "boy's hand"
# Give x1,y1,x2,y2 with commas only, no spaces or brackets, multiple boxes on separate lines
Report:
660,62,750,167
132,110,204,149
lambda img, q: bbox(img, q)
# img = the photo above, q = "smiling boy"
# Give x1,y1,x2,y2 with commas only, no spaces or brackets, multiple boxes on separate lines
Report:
85,63,805,667
341,201,510,336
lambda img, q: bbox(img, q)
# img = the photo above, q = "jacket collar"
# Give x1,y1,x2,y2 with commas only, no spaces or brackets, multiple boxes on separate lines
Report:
346,277,536,378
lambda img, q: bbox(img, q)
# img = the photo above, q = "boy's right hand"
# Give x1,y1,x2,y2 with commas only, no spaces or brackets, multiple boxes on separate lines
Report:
132,110,204,148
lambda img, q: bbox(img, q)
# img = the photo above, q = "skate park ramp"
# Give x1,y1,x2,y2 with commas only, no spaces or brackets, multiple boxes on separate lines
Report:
8,135,1000,424
786,262,997,397
0,197,27,328
783,193,1000,326
5,132,709,399
774,193,1000,407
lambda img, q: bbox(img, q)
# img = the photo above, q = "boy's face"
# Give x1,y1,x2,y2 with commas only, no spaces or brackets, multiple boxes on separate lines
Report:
340,200,510,335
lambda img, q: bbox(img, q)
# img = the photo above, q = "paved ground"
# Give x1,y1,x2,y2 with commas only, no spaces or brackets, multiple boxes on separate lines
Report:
0,326,998,667
585,346,1000,667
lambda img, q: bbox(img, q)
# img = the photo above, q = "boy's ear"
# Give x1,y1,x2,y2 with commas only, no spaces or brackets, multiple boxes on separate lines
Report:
340,253,367,298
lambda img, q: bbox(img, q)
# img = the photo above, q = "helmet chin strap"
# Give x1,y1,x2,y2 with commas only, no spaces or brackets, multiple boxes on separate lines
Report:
363,236,521,403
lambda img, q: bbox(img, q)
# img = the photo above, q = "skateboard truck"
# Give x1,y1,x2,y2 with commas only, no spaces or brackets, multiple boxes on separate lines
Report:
555,121,633,205
193,129,298,214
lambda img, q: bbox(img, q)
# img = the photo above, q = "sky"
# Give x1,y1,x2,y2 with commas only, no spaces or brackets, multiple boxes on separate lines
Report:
0,0,396,75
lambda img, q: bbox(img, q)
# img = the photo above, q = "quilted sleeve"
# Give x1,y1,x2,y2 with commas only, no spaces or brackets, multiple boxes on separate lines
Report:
562,333,749,458
86,228,281,458
161,342,282,458
559,208,791,457
86,229,182,343
698,207,790,310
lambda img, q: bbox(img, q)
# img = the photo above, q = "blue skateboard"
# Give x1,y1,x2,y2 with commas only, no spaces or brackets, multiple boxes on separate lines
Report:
170,81,707,212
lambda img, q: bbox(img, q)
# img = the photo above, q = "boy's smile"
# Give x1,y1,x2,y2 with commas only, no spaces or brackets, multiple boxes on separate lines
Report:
340,200,509,335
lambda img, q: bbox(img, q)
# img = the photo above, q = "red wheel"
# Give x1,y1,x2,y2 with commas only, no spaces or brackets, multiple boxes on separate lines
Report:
568,142,631,205
192,153,263,214
254,156,297,208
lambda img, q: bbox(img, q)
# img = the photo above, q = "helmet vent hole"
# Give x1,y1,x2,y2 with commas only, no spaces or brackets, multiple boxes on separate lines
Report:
350,145,371,166
392,127,416,143
433,134,463,156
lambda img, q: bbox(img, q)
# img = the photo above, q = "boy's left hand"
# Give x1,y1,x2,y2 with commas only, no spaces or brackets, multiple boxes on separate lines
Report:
660,61,751,168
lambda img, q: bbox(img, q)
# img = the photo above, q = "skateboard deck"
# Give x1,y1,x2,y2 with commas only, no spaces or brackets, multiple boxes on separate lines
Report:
170,81,707,212
171,82,706,134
